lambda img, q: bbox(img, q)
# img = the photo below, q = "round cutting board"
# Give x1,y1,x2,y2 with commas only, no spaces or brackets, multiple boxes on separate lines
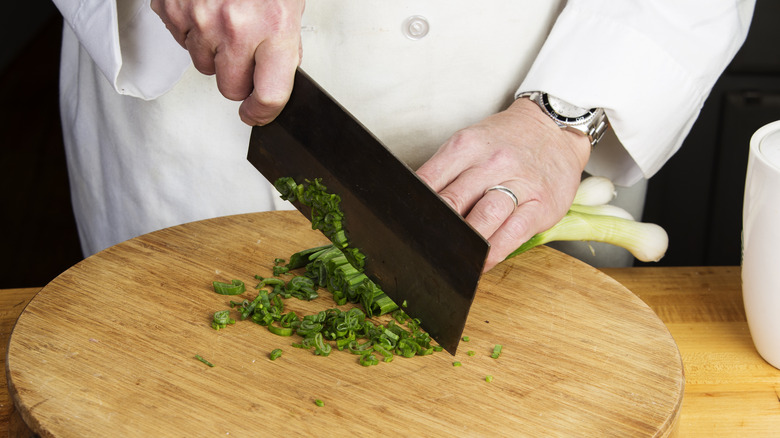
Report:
7,211,683,437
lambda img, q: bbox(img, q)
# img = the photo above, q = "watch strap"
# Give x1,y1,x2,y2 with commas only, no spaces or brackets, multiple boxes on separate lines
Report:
516,91,608,147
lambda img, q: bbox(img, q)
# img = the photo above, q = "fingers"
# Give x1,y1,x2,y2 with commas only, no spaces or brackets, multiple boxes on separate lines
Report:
466,185,519,237
461,182,535,272
481,203,542,271
151,0,305,125
238,36,301,125
417,98,592,273
417,128,501,215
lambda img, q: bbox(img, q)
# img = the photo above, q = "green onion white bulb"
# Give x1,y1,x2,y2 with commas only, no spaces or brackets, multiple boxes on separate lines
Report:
507,176,668,263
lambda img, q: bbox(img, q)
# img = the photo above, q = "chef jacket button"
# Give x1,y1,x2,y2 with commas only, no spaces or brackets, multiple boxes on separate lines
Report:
402,15,429,40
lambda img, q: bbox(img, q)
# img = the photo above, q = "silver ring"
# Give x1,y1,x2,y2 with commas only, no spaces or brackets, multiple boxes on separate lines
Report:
485,185,519,208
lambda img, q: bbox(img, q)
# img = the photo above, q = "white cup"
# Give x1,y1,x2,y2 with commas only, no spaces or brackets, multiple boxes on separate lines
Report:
743,121,780,369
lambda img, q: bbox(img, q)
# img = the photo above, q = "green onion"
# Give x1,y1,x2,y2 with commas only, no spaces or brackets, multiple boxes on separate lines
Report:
274,177,303,202
467,350,476,356
286,244,332,270
194,354,215,367
273,265,290,276
453,361,462,367
268,324,294,336
211,310,235,330
572,176,616,206
485,375,494,383
462,336,470,342
314,399,324,407
567,203,635,220
508,176,668,263
491,344,503,359
373,344,394,362
312,332,332,356
255,276,284,288
508,210,668,262
212,279,245,295
359,354,379,367
204,177,445,367
269,349,283,360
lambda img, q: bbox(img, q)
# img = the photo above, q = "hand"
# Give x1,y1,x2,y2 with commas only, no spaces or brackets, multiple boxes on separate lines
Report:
416,98,591,272
150,0,306,125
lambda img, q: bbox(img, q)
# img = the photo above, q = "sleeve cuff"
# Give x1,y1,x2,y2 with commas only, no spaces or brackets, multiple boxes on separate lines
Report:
55,0,190,100
517,0,753,185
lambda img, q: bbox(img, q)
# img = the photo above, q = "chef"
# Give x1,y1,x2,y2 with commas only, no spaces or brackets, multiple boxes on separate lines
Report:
52,0,754,270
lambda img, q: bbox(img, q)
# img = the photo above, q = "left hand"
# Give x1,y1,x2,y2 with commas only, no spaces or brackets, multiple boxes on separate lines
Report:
416,98,592,272
150,0,306,126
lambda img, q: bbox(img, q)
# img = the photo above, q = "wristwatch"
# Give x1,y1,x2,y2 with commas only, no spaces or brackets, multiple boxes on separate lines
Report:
516,91,609,147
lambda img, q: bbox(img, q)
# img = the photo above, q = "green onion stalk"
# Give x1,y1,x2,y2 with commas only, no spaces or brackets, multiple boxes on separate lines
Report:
507,176,669,263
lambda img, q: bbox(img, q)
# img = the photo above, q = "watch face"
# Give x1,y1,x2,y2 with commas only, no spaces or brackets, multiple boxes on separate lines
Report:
542,94,595,123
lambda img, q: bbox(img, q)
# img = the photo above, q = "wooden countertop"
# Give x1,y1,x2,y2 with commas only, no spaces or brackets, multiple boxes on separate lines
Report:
2,266,778,436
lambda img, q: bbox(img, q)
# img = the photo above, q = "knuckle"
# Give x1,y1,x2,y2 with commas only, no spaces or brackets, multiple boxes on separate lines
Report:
252,91,289,110
472,199,509,227
447,128,482,152
191,59,216,76
437,190,469,214
500,210,536,243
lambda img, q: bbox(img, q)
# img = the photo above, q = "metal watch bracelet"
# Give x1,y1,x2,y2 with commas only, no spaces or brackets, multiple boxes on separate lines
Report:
516,91,608,148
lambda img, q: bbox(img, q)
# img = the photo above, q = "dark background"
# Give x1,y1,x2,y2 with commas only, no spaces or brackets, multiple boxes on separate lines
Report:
0,2,81,289
640,0,780,267
2,1,779,288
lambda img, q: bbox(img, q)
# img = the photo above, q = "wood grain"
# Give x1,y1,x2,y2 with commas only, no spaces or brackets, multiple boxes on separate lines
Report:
0,288,37,438
7,211,683,437
603,267,780,437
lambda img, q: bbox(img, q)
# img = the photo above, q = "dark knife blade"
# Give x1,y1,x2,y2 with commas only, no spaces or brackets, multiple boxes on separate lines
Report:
247,69,489,354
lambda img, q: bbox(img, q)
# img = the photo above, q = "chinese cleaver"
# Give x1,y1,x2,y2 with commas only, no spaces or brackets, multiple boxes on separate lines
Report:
247,69,489,354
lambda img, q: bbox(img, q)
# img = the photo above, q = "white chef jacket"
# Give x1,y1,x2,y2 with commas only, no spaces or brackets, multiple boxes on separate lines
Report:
53,0,754,257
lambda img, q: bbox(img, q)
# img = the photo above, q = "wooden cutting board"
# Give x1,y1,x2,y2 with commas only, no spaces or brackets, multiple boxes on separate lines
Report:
7,211,683,437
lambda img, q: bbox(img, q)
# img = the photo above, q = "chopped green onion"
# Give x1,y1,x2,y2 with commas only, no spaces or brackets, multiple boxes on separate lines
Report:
285,244,331,270
212,279,245,295
485,375,494,383
273,265,290,276
268,324,294,336
269,349,283,360
467,350,476,356
491,344,503,359
312,332,332,356
194,354,215,367
314,399,324,407
255,276,284,288
452,361,462,367
373,344,394,362
462,336,470,342
274,177,303,202
211,310,235,330
204,177,446,367
359,354,379,367
392,309,410,324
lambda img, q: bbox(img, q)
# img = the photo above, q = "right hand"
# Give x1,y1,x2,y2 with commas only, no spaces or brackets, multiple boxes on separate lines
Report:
150,0,306,126
416,98,591,272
